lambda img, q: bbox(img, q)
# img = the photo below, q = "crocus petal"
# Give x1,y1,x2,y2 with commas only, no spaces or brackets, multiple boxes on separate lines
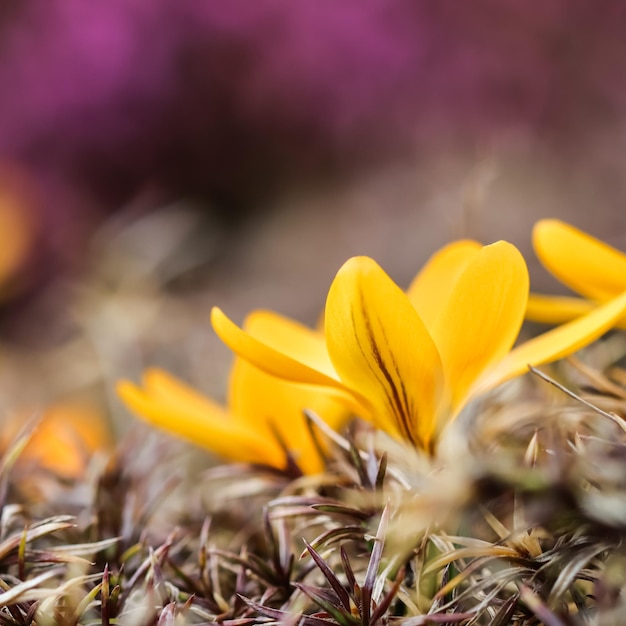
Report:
475,288,626,394
325,256,444,450
406,239,482,328
211,307,362,412
243,310,337,379
429,241,529,413
1,402,110,479
229,358,349,474
117,374,283,466
526,294,597,325
143,368,231,422
533,219,626,301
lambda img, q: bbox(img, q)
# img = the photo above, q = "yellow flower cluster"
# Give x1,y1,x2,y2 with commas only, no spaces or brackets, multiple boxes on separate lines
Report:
118,220,626,473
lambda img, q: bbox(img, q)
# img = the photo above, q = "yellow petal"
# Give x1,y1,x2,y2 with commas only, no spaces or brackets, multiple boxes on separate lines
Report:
429,241,529,412
229,358,349,474
533,219,626,300
143,368,232,423
117,376,283,466
526,293,626,331
242,310,337,379
211,307,361,412
526,293,596,325
325,256,444,450
475,288,626,394
407,239,482,328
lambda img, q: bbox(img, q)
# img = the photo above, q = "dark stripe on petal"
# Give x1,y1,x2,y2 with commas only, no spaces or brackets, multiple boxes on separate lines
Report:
355,288,419,447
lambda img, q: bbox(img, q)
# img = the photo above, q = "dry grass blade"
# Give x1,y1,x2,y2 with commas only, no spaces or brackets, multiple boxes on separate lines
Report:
368,566,404,625
120,533,176,603
303,410,355,453
303,541,351,612
72,580,104,622
423,544,521,576
295,582,359,626
0,417,40,477
400,610,477,625
530,366,626,432
568,355,626,399
489,593,519,626
238,595,332,626
340,546,358,598
51,537,121,556
310,503,371,522
349,438,373,490
210,549,282,587
361,504,389,625
519,585,568,626
433,555,508,600
0,570,59,606
374,453,387,491
14,550,94,567
545,542,609,603
263,509,293,583
305,526,365,554
101,563,110,626
0,520,76,561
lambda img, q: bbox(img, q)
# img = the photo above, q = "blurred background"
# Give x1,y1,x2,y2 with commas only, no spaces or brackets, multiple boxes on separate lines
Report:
0,0,625,477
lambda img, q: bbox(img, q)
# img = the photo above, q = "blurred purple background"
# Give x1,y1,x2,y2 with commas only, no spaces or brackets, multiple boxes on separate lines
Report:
0,0,625,319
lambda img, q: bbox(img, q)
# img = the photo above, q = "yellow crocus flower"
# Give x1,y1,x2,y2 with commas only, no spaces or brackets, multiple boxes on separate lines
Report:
527,219,626,329
117,314,349,475
212,240,626,453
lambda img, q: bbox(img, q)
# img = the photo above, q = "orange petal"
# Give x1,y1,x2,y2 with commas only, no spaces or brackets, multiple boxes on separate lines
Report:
0,185,35,290
2,401,110,479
